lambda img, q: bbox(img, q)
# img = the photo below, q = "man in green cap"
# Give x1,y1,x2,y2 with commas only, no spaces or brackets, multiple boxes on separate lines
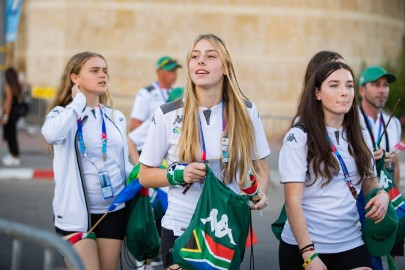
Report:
128,56,182,164
358,65,403,258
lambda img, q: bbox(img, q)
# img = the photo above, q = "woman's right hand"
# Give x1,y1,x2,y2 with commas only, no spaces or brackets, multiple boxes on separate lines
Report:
71,84,81,99
183,162,206,183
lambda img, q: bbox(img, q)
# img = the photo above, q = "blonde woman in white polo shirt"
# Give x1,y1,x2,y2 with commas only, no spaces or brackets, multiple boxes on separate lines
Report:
278,62,390,270
138,34,271,269
42,52,133,270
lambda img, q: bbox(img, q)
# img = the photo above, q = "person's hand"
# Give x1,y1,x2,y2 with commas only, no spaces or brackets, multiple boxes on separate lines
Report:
71,84,81,99
250,191,269,210
1,114,8,125
183,162,206,183
384,152,393,169
373,148,384,160
365,190,390,223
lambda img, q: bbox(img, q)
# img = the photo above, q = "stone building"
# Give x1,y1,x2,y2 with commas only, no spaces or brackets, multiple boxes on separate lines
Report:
9,0,405,139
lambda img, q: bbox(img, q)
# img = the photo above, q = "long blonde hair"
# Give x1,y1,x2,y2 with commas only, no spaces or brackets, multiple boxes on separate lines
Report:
177,34,261,186
48,52,114,111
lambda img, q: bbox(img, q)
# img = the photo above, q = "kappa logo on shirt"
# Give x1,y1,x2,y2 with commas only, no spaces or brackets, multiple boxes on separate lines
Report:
151,114,156,124
286,133,297,143
172,115,183,125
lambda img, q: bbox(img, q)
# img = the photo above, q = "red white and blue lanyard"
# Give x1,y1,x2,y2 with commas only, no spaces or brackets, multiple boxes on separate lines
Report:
198,99,227,162
77,105,107,162
328,136,358,199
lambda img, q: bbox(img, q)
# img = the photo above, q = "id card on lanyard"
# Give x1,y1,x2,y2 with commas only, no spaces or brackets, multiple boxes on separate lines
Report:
77,105,113,199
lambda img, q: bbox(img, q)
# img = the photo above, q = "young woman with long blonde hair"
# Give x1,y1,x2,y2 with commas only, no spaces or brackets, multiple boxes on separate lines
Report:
139,34,271,269
42,52,133,270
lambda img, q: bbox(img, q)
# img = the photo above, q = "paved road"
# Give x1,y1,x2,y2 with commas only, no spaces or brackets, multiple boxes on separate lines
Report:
0,132,404,269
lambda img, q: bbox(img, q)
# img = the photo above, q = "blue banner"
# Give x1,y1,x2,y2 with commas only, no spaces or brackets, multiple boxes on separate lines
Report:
6,0,23,43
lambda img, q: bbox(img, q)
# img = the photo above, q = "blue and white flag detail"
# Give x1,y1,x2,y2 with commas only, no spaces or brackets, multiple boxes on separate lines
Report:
6,0,23,42
108,179,143,211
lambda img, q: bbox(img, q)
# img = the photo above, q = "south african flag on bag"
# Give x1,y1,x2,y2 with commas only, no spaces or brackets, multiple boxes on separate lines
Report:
171,165,250,270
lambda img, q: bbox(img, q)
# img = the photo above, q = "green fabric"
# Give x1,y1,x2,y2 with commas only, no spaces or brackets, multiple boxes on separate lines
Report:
126,191,160,262
387,253,398,270
127,163,140,185
85,232,96,241
271,204,286,241
171,166,250,270
376,151,405,244
167,87,184,102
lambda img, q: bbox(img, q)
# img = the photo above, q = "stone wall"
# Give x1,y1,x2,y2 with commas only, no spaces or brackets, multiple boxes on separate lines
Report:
14,0,405,139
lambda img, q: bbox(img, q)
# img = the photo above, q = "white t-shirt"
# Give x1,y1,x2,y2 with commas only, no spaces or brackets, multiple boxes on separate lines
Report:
79,107,125,213
140,99,270,236
129,82,170,151
279,126,375,253
359,109,401,152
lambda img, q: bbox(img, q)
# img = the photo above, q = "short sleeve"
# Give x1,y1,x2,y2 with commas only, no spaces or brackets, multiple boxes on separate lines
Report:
250,103,271,159
279,127,308,183
130,88,150,121
139,107,168,167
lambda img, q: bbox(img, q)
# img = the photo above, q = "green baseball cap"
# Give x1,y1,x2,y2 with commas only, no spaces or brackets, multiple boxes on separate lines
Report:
362,188,398,257
156,56,182,71
167,87,184,103
359,66,397,86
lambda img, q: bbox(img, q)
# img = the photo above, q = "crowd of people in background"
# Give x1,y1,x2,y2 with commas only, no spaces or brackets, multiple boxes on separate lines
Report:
0,33,403,270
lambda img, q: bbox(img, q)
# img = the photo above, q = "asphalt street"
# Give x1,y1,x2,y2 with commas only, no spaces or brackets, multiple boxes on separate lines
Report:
0,131,404,270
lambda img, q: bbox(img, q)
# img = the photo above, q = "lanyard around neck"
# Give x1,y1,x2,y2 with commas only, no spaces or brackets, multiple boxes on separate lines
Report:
328,136,358,199
77,105,107,162
156,82,168,102
198,99,226,161
359,106,389,150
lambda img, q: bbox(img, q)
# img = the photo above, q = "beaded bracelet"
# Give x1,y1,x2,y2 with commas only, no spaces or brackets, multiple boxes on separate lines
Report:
299,243,314,254
300,247,315,255
302,253,319,268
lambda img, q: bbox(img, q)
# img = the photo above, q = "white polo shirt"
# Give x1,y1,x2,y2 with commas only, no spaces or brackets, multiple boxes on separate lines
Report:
359,109,401,152
140,99,270,236
279,126,375,253
129,82,169,151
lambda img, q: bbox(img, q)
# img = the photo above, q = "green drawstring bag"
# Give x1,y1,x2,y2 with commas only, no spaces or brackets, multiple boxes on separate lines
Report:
126,187,160,262
376,152,405,245
271,205,286,241
171,165,250,270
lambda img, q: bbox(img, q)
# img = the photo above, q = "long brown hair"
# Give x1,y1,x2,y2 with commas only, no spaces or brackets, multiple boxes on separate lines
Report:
5,67,22,99
177,34,261,186
293,62,374,186
47,52,113,111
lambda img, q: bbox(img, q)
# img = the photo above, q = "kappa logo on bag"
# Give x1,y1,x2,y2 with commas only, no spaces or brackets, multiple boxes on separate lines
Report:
171,166,250,270
201,208,236,245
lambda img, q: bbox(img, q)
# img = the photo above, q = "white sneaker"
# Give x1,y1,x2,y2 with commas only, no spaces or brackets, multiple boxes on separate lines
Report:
2,154,21,166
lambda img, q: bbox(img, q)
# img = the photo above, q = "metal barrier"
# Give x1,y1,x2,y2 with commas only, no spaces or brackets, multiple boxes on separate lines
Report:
23,97,48,134
0,218,85,270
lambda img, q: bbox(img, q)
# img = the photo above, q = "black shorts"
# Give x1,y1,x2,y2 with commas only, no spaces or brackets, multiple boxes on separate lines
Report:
279,239,370,270
55,207,127,240
390,239,404,256
161,227,179,268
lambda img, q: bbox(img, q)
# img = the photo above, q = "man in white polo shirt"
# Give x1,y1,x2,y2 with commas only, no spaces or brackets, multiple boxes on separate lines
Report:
128,56,182,164
358,65,403,258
